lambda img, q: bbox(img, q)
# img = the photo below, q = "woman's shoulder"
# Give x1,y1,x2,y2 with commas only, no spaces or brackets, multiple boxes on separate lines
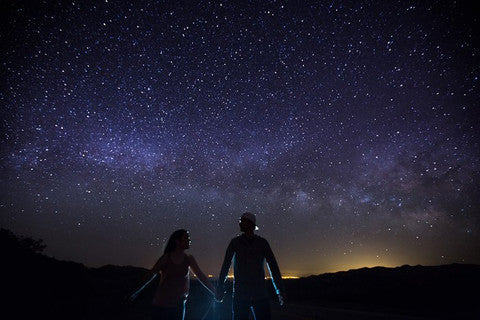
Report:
185,253,195,264
151,254,169,272
157,254,169,265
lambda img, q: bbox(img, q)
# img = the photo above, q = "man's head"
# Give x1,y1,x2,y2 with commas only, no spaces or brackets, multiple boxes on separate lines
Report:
239,212,259,232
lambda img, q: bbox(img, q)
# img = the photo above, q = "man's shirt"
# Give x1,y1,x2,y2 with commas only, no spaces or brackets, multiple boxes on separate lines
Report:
218,234,284,300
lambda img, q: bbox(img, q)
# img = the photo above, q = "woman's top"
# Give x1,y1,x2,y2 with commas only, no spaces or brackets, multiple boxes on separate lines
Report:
152,254,190,307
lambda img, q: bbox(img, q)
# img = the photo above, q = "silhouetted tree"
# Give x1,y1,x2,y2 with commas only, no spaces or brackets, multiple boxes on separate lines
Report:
1,228,46,255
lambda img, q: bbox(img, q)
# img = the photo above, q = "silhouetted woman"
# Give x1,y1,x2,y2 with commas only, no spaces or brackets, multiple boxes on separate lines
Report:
149,229,214,320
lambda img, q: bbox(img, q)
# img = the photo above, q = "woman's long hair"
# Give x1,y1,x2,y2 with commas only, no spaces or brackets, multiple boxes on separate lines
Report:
163,229,188,255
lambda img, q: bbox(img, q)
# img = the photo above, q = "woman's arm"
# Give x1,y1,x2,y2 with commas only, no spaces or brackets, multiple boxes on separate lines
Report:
129,255,166,301
129,273,158,301
129,254,166,301
188,255,215,296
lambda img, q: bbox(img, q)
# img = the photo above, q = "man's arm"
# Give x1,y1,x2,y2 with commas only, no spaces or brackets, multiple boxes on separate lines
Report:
216,239,235,301
264,240,286,304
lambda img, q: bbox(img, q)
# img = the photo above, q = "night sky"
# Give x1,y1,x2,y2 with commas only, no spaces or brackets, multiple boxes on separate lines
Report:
1,0,479,277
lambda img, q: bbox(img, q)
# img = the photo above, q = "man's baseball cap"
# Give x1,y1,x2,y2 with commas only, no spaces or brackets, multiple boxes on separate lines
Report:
240,212,259,230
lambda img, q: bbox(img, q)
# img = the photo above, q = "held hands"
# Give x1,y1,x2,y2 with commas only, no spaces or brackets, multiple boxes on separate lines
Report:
214,286,225,303
278,293,286,306
215,290,225,303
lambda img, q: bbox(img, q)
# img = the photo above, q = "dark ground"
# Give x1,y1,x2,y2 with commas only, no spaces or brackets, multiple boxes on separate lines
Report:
3,228,480,319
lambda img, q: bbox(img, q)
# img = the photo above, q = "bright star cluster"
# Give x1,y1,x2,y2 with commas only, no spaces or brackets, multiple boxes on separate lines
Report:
1,0,479,276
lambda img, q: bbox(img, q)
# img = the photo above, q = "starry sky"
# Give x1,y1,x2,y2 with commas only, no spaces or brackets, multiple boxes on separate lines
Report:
1,0,479,277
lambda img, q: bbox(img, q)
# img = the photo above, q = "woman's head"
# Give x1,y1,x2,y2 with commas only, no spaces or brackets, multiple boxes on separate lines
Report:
164,229,190,254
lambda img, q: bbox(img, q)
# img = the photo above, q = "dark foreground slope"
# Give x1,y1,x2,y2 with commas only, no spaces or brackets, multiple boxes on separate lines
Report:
3,229,479,319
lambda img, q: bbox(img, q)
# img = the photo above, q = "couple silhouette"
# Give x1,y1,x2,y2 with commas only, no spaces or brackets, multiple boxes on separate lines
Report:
131,212,285,320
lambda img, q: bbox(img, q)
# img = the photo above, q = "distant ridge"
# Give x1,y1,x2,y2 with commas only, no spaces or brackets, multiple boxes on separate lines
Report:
304,262,480,278
282,263,480,318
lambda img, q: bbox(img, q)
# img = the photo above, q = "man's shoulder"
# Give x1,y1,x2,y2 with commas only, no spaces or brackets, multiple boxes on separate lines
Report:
230,234,269,246
230,235,243,243
254,234,269,243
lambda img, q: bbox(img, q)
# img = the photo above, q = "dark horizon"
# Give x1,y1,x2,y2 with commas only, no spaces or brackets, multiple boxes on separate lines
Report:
4,226,480,279
5,229,480,320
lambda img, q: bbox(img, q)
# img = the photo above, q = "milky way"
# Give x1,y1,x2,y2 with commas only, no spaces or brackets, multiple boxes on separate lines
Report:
1,0,479,276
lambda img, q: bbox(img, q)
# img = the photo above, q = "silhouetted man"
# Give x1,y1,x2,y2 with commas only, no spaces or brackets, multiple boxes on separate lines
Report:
216,212,285,320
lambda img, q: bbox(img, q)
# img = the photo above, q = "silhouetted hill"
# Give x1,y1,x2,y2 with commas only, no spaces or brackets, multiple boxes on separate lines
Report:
281,264,480,318
3,228,479,319
2,228,148,319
